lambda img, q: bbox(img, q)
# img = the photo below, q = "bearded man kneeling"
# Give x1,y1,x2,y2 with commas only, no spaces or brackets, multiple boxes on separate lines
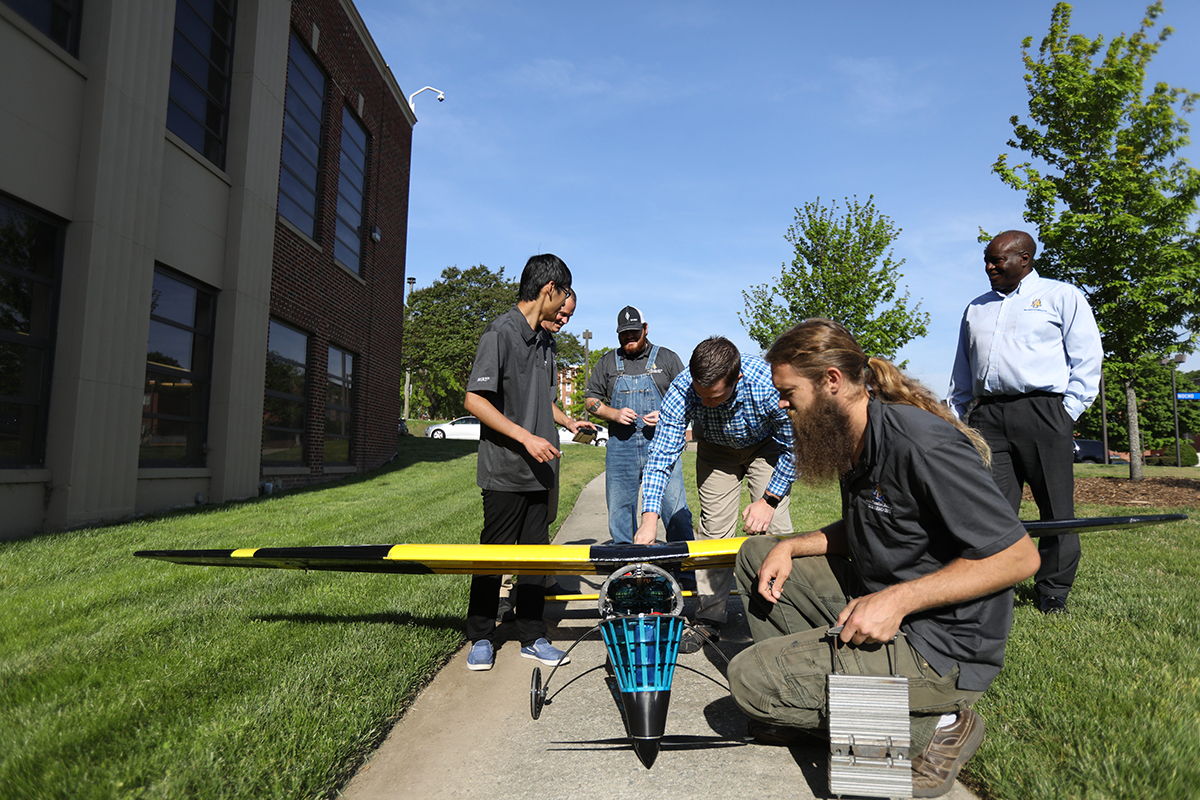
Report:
729,318,1040,798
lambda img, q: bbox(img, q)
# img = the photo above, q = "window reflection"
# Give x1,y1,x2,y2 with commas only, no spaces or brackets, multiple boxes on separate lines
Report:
141,268,215,466
325,345,354,463
262,319,308,463
0,195,61,467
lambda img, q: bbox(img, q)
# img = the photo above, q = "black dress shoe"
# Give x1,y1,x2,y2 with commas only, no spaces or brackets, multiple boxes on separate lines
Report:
1039,595,1068,615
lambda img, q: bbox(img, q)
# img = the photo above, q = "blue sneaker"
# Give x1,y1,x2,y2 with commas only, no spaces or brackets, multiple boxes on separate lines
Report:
520,638,570,666
466,640,494,671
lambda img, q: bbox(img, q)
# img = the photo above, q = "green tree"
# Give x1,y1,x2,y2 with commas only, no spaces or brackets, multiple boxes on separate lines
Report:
571,346,612,419
1076,361,1200,454
555,332,585,369
404,265,518,419
992,2,1200,479
740,196,929,367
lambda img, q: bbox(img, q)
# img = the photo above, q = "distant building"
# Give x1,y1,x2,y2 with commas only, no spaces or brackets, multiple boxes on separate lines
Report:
556,364,579,410
1,0,415,539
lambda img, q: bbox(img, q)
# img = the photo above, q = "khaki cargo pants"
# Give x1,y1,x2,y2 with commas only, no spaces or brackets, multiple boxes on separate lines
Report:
727,536,983,750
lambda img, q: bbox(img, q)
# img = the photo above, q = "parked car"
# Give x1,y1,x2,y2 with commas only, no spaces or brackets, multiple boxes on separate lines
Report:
557,425,608,447
1073,438,1106,463
426,416,481,440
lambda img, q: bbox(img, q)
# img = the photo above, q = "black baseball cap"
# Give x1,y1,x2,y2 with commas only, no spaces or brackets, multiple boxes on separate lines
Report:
616,306,645,333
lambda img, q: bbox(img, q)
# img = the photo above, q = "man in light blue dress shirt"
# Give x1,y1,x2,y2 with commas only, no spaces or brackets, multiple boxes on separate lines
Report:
634,336,797,652
948,230,1102,615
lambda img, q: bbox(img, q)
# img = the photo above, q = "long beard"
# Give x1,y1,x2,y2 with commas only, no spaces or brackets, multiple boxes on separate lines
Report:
788,392,857,486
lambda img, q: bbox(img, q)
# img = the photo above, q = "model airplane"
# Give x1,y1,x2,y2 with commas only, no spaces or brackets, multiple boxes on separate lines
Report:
134,513,1186,768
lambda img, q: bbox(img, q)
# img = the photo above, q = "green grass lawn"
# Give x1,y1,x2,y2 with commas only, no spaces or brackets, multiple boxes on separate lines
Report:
0,438,605,799
1076,462,1200,480
965,496,1200,800
2,451,1197,799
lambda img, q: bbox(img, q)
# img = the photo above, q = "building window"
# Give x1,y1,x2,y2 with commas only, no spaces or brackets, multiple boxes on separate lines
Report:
141,269,215,467
0,195,62,468
2,0,82,56
262,319,307,464
277,32,326,238
166,0,237,169
333,107,369,273
325,345,353,463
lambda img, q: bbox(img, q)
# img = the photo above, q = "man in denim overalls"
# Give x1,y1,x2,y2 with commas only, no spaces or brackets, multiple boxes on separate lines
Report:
584,306,693,545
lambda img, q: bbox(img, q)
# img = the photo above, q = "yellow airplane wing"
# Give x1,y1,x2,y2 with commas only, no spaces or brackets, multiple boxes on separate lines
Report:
133,514,1185,575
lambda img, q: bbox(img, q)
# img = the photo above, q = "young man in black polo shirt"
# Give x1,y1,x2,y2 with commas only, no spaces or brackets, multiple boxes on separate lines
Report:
729,318,1040,797
462,253,590,672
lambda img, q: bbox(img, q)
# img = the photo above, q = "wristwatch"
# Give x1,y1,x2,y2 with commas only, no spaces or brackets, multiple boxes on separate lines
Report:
763,494,781,509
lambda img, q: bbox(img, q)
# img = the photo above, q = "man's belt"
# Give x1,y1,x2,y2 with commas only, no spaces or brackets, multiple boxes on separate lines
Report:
977,390,1063,405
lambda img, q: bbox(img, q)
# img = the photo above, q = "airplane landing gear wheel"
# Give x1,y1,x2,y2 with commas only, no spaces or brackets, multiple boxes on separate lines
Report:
530,667,546,719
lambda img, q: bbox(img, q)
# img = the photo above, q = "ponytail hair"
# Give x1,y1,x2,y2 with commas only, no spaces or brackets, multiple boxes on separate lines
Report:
765,319,991,468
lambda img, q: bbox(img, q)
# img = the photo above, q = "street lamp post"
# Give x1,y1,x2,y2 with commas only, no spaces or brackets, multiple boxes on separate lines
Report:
1161,353,1186,467
404,277,416,420
582,329,592,389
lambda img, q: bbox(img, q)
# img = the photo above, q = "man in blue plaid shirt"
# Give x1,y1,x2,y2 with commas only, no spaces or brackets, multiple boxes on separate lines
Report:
634,336,797,653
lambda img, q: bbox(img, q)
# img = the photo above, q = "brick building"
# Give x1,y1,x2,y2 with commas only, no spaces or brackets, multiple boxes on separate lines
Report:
0,0,416,538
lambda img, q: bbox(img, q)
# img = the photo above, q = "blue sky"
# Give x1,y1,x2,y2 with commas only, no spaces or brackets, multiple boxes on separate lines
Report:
357,0,1200,395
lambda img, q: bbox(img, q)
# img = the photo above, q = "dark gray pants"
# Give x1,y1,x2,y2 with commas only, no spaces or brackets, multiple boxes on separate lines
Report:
971,393,1080,598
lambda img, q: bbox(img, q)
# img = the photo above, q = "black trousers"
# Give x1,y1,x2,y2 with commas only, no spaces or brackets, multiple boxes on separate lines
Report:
466,489,549,646
971,394,1080,597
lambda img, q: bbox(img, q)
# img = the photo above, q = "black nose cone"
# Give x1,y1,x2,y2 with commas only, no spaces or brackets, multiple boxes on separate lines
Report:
631,737,661,769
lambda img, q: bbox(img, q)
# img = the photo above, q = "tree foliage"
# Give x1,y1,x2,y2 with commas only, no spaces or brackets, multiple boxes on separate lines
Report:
992,1,1200,478
570,346,612,419
555,332,585,368
404,265,517,419
1076,363,1200,453
740,196,929,366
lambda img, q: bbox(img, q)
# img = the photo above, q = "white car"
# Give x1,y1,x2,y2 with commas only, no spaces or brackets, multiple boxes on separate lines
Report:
426,416,481,440
558,425,608,447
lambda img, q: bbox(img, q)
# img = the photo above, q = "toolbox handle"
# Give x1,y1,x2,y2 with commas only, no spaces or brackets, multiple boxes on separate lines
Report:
826,625,905,677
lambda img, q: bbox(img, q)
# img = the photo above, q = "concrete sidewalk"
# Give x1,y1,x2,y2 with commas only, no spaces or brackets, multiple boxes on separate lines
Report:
339,474,980,800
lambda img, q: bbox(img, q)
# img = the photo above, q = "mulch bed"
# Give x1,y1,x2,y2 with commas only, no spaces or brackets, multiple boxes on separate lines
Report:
1026,476,1200,508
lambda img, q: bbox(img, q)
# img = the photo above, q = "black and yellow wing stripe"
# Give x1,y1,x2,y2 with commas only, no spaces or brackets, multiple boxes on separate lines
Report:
133,539,740,576
134,514,1185,576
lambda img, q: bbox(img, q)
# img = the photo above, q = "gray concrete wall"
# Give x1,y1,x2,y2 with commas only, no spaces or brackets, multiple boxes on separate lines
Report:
42,0,176,532
0,0,289,538
0,5,86,218
204,0,288,507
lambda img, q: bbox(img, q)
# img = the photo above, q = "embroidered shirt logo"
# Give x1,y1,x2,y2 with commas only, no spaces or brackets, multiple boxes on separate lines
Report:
866,483,891,514
1031,298,1043,309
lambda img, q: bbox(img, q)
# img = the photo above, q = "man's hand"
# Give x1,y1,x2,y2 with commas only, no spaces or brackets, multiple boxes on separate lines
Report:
641,410,660,426
742,497,776,534
524,436,561,463
835,587,906,645
756,539,796,604
633,513,659,545
567,419,597,434
614,407,638,426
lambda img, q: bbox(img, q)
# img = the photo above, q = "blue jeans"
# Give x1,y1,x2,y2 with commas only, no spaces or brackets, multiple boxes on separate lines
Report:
605,431,693,544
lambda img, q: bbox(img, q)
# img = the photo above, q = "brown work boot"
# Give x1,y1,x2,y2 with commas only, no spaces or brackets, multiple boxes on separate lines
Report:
911,710,985,798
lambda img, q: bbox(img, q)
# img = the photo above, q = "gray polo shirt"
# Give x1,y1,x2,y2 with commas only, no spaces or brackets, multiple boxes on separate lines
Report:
466,306,557,493
584,341,684,402
843,396,1028,692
